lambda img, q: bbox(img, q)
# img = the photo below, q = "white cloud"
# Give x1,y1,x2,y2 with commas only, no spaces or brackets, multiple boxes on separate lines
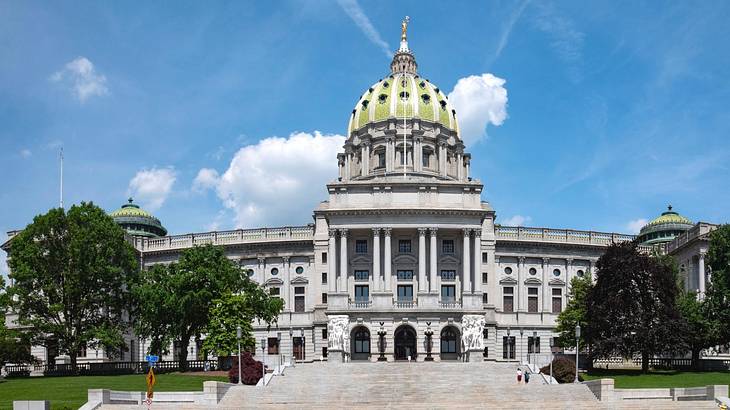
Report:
448,73,508,145
20,149,32,158
502,215,532,226
127,167,177,211
626,218,648,234
494,0,531,61
209,131,345,228
336,0,393,58
192,168,220,193
532,3,584,81
51,57,109,102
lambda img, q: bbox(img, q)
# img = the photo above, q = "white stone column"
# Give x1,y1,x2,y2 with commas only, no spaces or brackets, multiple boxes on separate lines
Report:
328,229,337,293
698,253,706,295
462,229,471,295
439,143,447,177
283,256,291,311
344,153,351,181
542,258,550,311
372,228,381,291
418,228,427,293
429,227,438,293
360,146,367,177
339,229,348,293
457,153,463,180
518,257,525,311
383,228,392,292
257,256,265,284
473,229,481,294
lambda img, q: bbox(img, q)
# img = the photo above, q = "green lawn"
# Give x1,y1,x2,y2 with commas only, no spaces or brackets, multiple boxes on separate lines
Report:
583,368,730,389
0,373,228,410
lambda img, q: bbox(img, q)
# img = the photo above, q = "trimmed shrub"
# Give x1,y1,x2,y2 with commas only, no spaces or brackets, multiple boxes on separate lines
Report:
540,356,583,383
228,352,264,385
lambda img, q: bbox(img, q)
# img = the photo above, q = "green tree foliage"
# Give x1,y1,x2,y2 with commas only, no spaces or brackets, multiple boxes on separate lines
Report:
133,244,283,371
705,224,730,345
0,275,36,369
556,271,593,348
540,356,581,384
677,290,718,369
6,203,138,370
586,242,687,373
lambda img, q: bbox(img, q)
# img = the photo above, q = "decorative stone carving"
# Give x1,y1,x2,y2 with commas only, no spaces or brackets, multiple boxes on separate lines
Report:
461,314,486,351
327,315,350,351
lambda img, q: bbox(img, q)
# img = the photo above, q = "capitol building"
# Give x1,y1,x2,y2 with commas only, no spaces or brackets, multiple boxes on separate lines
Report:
2,25,719,367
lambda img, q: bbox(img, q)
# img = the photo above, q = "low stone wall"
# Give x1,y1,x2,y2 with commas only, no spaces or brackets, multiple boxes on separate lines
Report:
78,381,237,409
584,378,728,403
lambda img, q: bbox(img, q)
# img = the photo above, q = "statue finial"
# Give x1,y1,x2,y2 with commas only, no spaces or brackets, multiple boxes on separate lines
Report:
401,16,410,42
668,204,673,211
128,197,133,204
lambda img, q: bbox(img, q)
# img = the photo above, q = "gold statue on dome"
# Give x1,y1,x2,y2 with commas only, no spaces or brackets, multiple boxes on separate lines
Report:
401,16,410,42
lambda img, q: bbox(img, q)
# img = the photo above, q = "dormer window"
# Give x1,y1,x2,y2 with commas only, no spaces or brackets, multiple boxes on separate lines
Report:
378,94,388,103
361,100,369,108
440,100,447,109
383,81,389,88
399,91,409,100
421,94,430,103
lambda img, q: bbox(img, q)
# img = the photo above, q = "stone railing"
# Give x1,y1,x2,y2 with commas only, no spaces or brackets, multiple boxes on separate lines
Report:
393,300,417,308
665,222,718,253
439,300,462,308
349,300,372,309
495,226,636,246
584,379,728,403
133,225,314,252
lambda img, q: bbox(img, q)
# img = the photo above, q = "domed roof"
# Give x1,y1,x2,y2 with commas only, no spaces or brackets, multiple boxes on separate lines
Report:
109,198,167,238
637,205,693,245
347,18,459,137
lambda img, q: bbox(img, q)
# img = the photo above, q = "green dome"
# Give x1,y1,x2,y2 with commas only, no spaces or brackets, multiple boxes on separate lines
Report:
109,198,167,238
637,205,693,245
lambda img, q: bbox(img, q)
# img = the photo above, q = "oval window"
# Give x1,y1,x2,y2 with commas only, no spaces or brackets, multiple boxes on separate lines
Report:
504,267,513,275
529,267,537,275
553,269,561,277
271,268,279,276
296,266,304,274
247,269,255,277
577,270,584,277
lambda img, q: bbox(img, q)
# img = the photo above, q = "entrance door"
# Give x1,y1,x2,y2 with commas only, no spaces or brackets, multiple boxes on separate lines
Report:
394,326,417,360
293,337,304,361
351,327,371,361
440,326,460,360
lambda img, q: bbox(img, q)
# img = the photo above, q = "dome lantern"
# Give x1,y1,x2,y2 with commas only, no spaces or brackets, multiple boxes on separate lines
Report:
636,204,694,246
109,198,167,238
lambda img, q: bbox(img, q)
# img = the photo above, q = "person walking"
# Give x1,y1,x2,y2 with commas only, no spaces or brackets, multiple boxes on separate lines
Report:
524,370,530,384
516,368,523,384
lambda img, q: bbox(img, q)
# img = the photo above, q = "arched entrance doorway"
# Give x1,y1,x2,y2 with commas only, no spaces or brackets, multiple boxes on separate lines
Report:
351,326,371,361
440,326,460,360
394,326,417,360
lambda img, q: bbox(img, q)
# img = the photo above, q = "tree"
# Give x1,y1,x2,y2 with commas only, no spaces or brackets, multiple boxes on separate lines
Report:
0,276,36,371
586,242,687,373
202,286,283,357
556,271,593,349
705,224,730,346
133,244,281,371
6,203,138,371
677,290,718,369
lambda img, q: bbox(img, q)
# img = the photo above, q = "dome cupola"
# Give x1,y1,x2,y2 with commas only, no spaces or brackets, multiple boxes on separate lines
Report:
636,205,693,245
109,198,167,238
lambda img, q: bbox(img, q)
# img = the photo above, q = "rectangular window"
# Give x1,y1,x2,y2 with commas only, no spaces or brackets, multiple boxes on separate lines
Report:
321,292,328,304
503,287,514,313
322,252,327,263
322,347,328,358
552,288,562,314
441,285,456,301
397,270,414,280
422,150,429,167
482,293,488,304
379,152,386,168
322,329,327,339
442,239,455,254
440,270,456,281
295,286,305,294
354,285,369,301
355,240,368,254
482,252,489,263
294,296,305,312
398,239,412,253
397,285,413,301
269,287,280,296
502,336,516,359
528,287,538,313
321,272,327,284
267,337,279,355
528,337,541,354
354,270,369,281
482,272,488,283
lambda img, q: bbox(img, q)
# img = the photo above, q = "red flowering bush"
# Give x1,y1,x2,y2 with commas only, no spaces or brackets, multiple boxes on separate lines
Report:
228,352,264,385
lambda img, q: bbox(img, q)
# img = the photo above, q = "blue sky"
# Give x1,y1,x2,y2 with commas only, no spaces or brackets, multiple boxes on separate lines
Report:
2,0,730,275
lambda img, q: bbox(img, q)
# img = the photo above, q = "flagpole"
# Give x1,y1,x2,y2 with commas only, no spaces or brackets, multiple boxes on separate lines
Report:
59,147,64,209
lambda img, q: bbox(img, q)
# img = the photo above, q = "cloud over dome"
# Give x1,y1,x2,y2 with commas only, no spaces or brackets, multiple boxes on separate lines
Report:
127,167,177,211
202,131,345,228
448,73,508,146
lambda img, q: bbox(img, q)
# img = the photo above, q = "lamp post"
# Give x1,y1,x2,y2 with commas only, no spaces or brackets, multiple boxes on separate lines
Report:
289,328,294,368
260,337,266,387
519,327,524,365
574,324,581,383
377,322,387,361
549,337,555,385
506,326,511,362
424,322,434,361
300,328,305,362
236,325,242,385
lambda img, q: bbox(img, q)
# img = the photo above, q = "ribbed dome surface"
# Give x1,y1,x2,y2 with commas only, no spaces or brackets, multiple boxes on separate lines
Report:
109,198,167,238
637,205,693,245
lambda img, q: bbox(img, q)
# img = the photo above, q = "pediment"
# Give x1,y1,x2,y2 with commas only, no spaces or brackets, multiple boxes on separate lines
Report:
350,255,371,265
499,277,518,285
265,278,284,286
290,276,309,284
548,278,566,286
393,254,417,264
524,277,542,285
439,255,460,264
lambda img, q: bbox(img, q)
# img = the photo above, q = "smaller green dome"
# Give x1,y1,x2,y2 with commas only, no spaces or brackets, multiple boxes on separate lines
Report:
110,198,167,238
637,205,693,245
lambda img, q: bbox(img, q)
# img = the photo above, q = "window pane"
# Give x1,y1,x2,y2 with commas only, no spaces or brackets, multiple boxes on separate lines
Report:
442,240,454,254
397,270,414,280
528,296,538,313
398,240,412,253
355,240,368,254
552,297,562,313
355,270,369,281
504,296,513,312
441,270,455,280
295,296,305,312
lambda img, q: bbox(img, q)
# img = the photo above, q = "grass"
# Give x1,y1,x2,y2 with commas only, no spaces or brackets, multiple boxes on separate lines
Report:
0,373,228,410
583,368,730,389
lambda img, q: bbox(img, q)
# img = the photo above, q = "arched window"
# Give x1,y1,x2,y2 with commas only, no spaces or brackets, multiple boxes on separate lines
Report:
353,328,370,354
